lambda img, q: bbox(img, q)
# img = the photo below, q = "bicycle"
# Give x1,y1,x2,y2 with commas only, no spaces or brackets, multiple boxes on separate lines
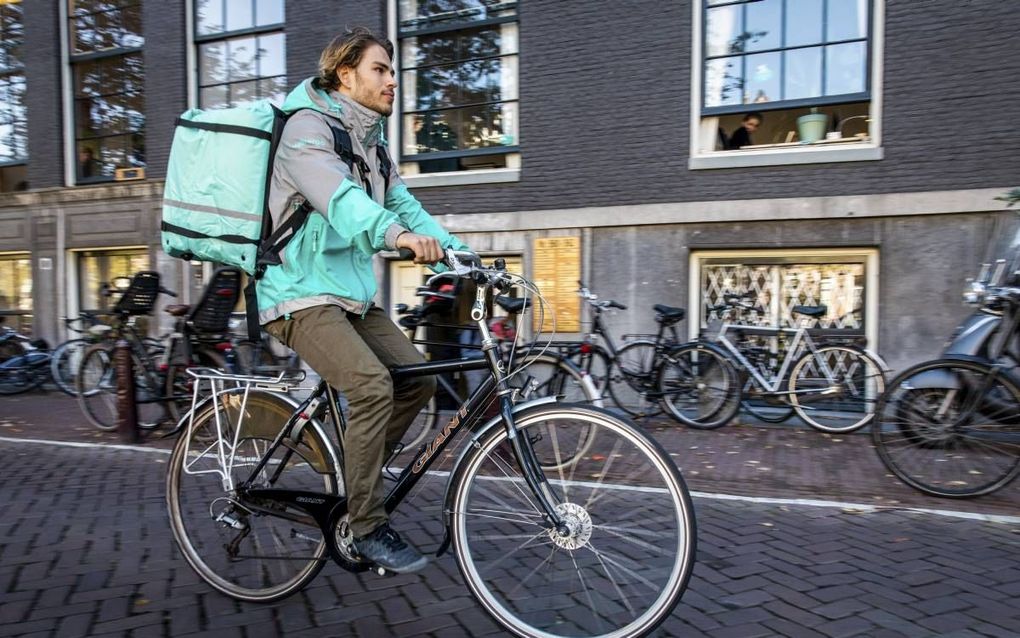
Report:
872,263,1020,497
165,250,696,638
75,269,238,431
663,292,888,432
0,320,52,395
395,281,601,452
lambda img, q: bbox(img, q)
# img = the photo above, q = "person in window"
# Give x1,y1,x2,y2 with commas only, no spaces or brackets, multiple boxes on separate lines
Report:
259,26,470,574
727,112,763,150
78,147,101,178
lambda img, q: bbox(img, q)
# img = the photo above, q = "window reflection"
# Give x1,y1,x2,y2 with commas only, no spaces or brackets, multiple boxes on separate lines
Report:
196,1,287,109
703,0,870,112
0,0,26,166
399,5,519,170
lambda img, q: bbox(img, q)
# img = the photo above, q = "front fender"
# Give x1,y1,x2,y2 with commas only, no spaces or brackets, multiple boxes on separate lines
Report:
433,395,558,556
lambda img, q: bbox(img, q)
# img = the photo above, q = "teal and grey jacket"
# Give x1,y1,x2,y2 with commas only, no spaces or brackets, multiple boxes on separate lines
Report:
256,77,468,324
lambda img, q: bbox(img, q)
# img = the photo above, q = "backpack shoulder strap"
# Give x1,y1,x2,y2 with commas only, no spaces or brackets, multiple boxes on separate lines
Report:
377,143,393,196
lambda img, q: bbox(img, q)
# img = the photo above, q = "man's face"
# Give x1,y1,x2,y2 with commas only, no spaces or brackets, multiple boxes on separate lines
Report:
744,117,761,132
337,43,397,116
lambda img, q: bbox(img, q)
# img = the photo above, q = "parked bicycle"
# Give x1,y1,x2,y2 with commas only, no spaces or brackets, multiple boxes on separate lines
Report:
873,261,1020,497
395,279,600,451
75,268,239,431
0,318,52,395
667,292,888,432
165,249,696,638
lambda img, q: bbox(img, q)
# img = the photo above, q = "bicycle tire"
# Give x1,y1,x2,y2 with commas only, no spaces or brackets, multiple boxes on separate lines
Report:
606,340,664,418
75,344,165,431
0,354,47,395
740,376,795,423
50,338,91,396
657,342,741,429
166,389,339,602
449,403,696,638
872,358,1020,498
788,345,885,433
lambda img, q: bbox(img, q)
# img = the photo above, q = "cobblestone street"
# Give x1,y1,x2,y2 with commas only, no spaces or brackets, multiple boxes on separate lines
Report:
1,433,1018,637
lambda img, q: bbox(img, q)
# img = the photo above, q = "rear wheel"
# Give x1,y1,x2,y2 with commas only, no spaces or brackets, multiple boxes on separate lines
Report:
167,389,339,601
449,404,696,638
50,338,91,396
788,346,885,433
607,340,663,418
740,376,795,423
657,343,740,429
873,359,1020,497
76,344,166,431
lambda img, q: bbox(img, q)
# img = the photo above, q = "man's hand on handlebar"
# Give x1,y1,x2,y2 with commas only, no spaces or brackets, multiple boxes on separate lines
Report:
395,232,444,265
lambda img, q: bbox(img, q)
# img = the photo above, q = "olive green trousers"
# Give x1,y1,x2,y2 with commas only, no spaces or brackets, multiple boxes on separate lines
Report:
264,304,436,537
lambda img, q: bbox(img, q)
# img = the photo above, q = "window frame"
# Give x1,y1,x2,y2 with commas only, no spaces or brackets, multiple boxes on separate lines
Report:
66,0,145,185
0,0,27,169
688,247,880,352
192,0,287,110
689,0,885,169
393,0,521,174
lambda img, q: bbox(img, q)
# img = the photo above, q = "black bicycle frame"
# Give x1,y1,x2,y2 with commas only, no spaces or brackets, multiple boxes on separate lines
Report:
237,348,567,557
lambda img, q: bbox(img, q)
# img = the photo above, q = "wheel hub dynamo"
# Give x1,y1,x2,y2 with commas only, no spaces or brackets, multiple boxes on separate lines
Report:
549,502,592,550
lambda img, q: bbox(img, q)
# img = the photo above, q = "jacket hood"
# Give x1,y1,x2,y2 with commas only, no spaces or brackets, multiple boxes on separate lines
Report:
281,78,387,148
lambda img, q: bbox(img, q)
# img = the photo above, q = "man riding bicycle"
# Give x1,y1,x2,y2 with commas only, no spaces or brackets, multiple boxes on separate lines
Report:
259,26,469,573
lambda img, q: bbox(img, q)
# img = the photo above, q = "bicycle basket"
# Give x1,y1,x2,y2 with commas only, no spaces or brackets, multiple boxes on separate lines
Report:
112,271,162,316
189,267,242,334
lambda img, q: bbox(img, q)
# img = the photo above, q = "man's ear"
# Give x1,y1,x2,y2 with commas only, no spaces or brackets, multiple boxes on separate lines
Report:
337,66,351,89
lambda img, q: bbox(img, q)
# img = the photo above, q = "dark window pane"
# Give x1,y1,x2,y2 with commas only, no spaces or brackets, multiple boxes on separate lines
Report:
225,0,254,32
402,101,516,155
257,32,285,77
255,0,283,26
745,51,780,104
827,0,867,42
399,0,517,30
705,56,743,107
745,0,782,52
783,46,822,99
197,0,225,35
200,41,228,85
706,4,743,56
786,0,823,47
74,59,104,97
228,36,257,81
825,41,865,95
404,56,513,111
200,83,229,108
401,24,511,68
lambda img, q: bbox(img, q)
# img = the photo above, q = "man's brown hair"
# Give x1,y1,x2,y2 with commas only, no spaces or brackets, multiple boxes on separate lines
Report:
316,26,394,92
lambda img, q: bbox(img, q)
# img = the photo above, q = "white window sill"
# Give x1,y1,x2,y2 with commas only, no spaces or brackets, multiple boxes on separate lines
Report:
689,144,883,170
401,168,520,188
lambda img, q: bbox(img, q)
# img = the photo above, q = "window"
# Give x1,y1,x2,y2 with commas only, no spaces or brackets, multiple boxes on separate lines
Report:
76,247,150,314
691,248,879,349
0,0,27,192
0,252,32,334
69,0,145,184
693,0,881,166
195,0,286,109
397,0,519,175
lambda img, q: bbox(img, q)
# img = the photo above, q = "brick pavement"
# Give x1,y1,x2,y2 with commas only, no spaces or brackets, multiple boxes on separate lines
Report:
0,441,1018,637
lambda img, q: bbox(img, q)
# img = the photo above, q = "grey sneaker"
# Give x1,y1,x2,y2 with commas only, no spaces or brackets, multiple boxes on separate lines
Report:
354,524,428,574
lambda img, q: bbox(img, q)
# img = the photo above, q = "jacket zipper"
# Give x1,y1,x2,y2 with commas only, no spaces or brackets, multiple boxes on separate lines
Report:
353,250,370,318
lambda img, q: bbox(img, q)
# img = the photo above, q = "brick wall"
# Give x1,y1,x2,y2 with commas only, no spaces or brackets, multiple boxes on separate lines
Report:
23,2,62,189
143,0,187,179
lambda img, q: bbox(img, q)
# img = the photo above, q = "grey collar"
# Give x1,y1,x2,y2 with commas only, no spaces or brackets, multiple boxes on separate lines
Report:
332,91,385,148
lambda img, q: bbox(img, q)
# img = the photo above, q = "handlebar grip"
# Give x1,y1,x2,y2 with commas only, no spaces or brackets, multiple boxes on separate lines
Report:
160,287,178,298
609,300,627,310
397,248,415,260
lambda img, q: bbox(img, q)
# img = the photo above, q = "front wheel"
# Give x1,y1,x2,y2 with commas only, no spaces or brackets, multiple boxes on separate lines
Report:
788,346,885,433
657,343,741,429
50,338,91,396
449,404,696,638
166,389,339,601
872,359,1020,498
75,344,165,431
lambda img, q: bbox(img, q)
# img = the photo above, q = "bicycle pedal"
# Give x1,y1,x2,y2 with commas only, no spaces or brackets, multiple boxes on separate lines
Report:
374,566,392,577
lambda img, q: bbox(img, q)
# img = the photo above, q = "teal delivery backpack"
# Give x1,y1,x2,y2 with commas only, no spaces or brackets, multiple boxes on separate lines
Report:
161,101,280,275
